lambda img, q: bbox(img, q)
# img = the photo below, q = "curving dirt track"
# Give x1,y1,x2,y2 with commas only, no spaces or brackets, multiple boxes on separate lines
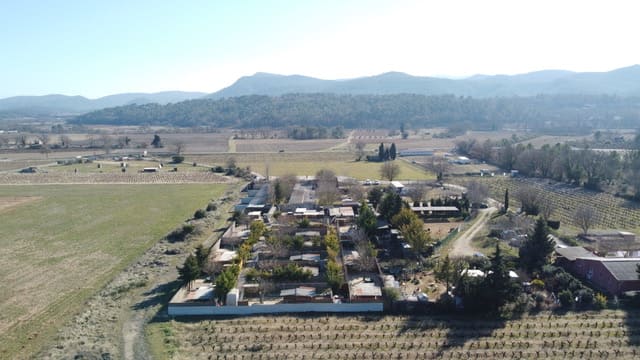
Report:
449,207,497,257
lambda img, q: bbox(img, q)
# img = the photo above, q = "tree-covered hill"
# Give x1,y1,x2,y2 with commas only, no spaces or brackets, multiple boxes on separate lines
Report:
70,93,640,131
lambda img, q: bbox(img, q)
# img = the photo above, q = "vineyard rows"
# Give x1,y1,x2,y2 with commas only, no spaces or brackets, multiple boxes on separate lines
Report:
467,176,640,231
0,172,231,185
162,311,640,359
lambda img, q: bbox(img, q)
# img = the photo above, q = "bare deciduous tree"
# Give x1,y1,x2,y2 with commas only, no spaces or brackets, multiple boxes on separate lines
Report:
266,235,290,258
540,201,555,220
352,230,378,272
574,205,596,235
348,182,365,202
465,180,489,206
406,183,427,205
316,169,339,206
380,161,400,181
425,156,450,181
515,188,541,215
354,141,366,161
101,135,113,155
59,135,71,148
173,140,187,155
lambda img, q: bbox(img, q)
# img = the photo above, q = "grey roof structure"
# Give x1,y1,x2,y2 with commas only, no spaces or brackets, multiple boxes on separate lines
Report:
556,246,597,261
599,259,640,281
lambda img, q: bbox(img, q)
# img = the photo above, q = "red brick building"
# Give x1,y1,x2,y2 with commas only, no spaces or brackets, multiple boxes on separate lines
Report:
556,247,640,295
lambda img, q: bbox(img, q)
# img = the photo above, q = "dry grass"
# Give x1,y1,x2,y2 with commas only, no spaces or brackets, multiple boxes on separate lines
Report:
0,196,42,213
235,139,347,152
0,183,230,359
191,152,433,180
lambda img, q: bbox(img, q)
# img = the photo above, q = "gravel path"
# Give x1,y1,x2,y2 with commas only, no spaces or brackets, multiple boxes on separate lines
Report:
449,207,497,257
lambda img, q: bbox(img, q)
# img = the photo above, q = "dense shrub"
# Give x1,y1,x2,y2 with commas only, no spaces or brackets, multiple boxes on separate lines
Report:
194,209,206,219
271,264,313,282
206,202,217,212
558,289,574,308
594,293,607,309
172,155,184,163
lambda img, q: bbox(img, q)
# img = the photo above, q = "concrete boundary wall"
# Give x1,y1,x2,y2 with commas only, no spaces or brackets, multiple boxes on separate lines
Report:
168,302,383,316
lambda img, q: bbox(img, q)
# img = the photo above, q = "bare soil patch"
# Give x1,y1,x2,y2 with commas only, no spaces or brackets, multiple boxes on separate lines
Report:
424,221,463,240
0,196,42,213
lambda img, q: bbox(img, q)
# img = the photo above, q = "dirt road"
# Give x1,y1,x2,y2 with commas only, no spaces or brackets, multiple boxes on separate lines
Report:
449,207,497,257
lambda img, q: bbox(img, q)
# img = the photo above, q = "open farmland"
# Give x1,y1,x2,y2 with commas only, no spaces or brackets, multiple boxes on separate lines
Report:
234,138,347,152
191,152,433,180
148,310,640,359
454,176,640,233
350,130,523,151
0,183,230,359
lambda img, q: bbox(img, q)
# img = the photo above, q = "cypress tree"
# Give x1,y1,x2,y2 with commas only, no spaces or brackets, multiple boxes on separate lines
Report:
390,143,397,160
519,217,555,271
378,143,385,161
504,188,509,212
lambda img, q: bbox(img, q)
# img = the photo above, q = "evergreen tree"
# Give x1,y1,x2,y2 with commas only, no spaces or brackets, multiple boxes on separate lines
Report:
435,255,454,290
399,217,431,256
504,188,509,212
390,143,397,160
486,243,516,307
519,218,555,272
378,192,403,221
378,143,385,161
391,207,418,228
194,244,210,274
215,265,239,303
356,201,378,237
368,187,384,208
384,148,390,161
273,181,283,204
177,254,200,290
151,134,162,148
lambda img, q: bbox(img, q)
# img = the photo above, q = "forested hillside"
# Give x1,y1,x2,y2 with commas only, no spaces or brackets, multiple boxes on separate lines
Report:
71,93,640,131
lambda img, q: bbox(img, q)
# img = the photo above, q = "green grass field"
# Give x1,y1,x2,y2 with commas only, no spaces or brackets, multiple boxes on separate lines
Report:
0,183,230,359
190,152,434,180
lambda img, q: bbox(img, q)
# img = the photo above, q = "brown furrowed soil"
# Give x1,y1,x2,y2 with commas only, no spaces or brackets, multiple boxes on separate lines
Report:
150,310,640,360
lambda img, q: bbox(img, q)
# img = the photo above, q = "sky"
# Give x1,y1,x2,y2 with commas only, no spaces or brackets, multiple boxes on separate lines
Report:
1,0,639,99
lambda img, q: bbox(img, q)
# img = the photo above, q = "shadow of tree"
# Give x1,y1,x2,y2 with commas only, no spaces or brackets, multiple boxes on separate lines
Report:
132,279,182,314
399,312,510,356
623,306,640,352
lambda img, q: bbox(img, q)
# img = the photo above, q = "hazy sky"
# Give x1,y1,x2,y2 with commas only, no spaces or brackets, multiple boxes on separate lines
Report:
1,0,639,98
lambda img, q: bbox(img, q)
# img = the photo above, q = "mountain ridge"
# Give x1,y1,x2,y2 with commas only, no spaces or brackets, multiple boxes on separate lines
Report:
0,91,207,115
3,65,640,115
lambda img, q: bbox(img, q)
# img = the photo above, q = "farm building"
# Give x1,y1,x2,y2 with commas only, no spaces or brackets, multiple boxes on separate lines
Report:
399,149,434,157
410,203,460,218
555,246,640,295
451,156,471,164
578,231,639,254
390,181,404,193
235,181,270,212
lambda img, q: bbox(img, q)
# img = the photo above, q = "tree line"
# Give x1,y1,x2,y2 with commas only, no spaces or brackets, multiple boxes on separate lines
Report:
70,93,640,132
457,137,640,198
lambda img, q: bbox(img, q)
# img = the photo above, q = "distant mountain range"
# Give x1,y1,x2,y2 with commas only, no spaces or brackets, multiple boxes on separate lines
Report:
0,91,206,115
3,65,640,116
209,65,640,99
